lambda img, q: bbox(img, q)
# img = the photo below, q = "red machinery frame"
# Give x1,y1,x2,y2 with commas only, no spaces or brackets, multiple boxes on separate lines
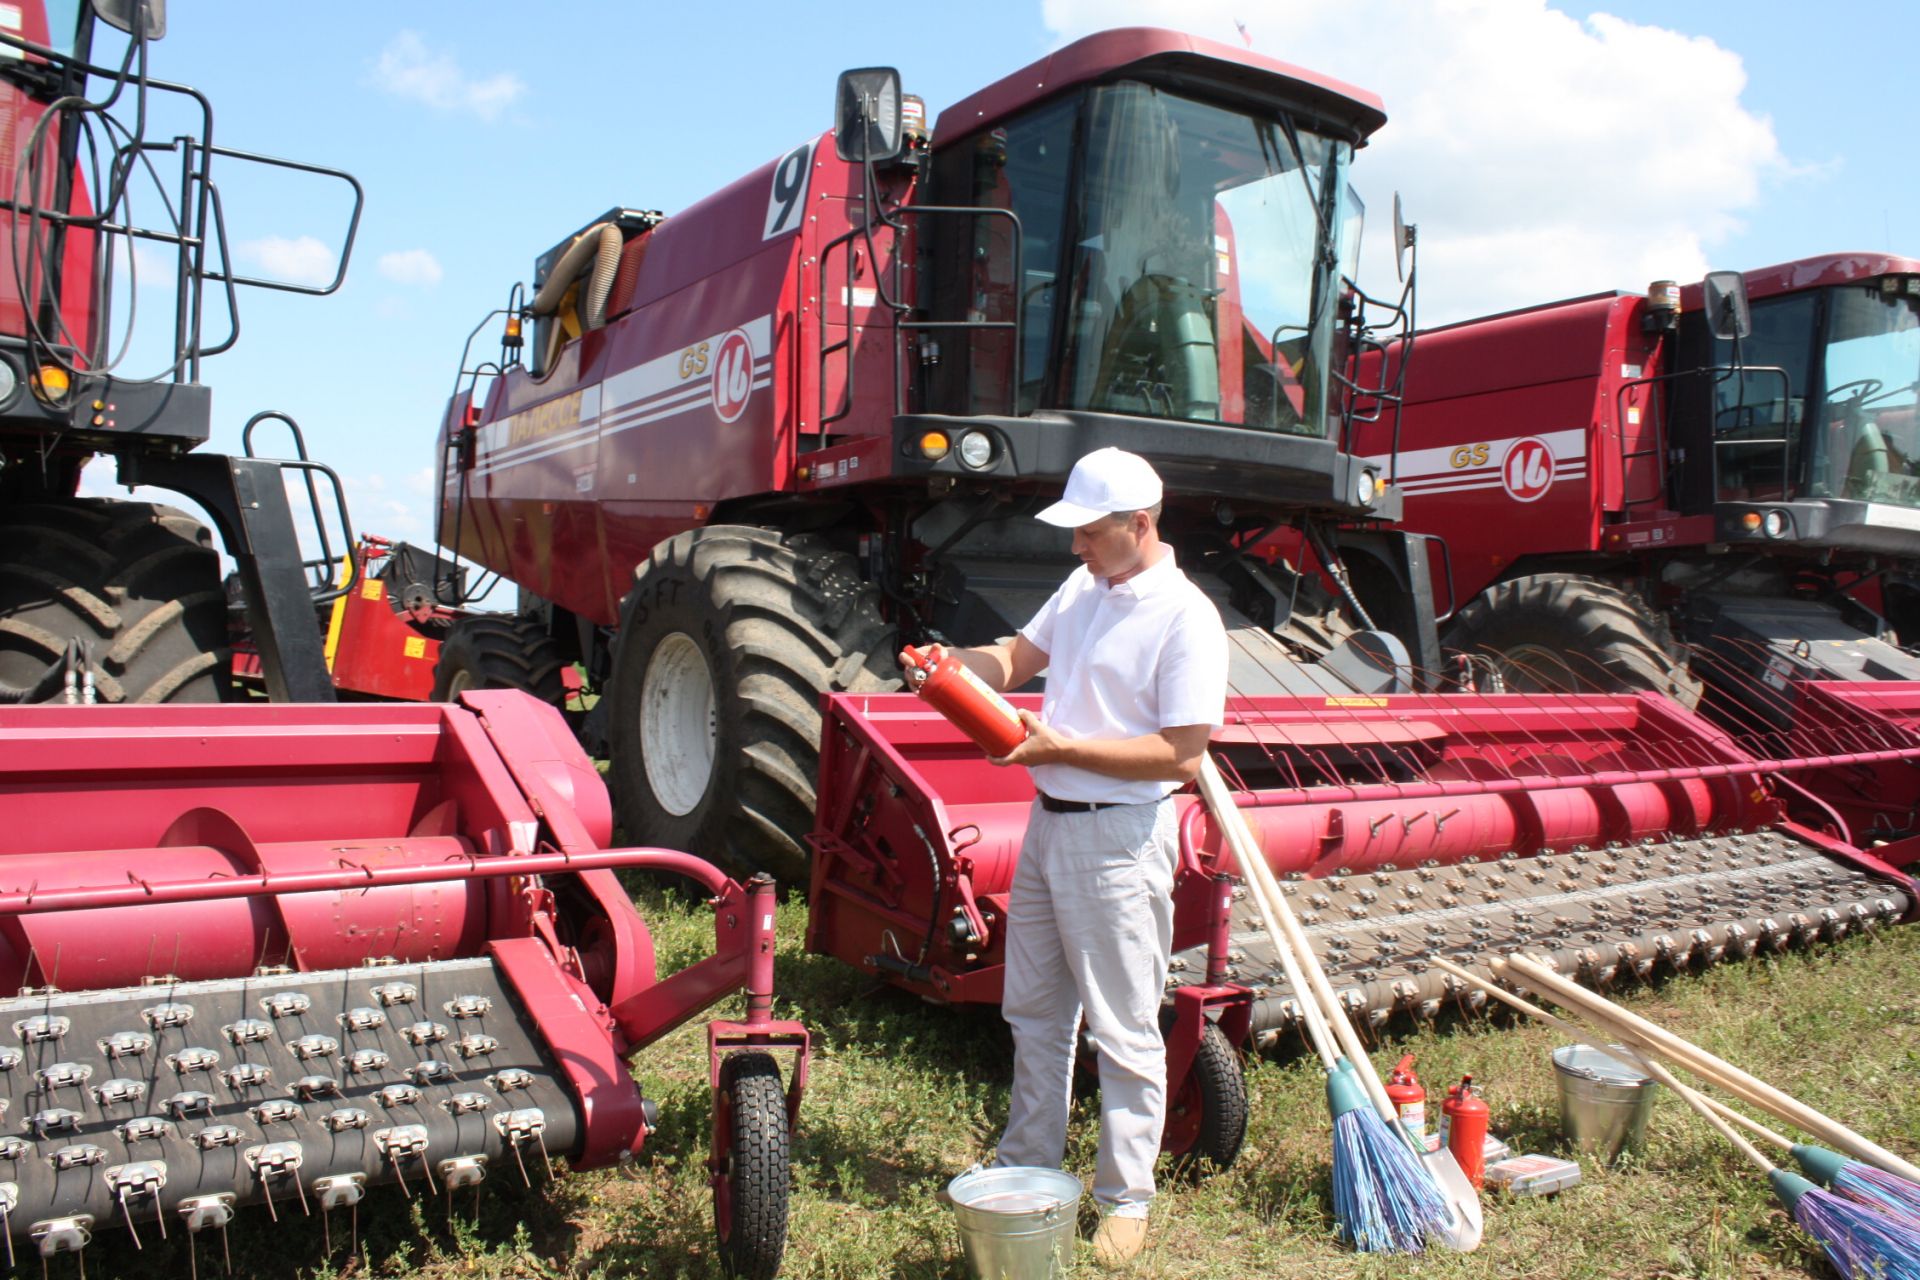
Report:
0,691,809,1175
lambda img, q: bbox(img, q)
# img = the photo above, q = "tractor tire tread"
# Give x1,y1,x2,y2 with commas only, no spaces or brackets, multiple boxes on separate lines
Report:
717,1052,790,1280
430,613,568,704
1445,572,1700,705
609,525,898,881
0,499,228,704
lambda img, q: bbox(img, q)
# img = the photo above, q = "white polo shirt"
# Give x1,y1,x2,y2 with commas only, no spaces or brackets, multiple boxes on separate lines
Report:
1018,547,1228,804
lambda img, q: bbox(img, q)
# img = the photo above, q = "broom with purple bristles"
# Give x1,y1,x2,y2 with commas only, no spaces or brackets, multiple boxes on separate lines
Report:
1688,1101,1920,1231
1642,1050,1920,1279
1434,956,1920,1270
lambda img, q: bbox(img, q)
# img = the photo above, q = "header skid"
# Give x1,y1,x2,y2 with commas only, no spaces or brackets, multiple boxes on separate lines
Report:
935,26,1389,145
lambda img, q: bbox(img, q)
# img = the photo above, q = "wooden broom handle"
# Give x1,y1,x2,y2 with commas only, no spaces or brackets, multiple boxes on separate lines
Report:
1501,953,1920,1184
1198,757,1399,1128
1428,957,1794,1151
1196,757,1339,1070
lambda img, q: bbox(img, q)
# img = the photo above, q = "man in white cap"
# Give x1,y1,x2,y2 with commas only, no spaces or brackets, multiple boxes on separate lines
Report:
915,446,1228,1265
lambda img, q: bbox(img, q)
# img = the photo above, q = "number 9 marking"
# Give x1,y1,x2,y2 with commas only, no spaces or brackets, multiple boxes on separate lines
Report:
763,140,815,240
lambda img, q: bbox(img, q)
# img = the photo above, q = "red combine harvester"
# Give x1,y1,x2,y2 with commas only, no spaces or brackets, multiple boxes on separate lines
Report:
0,5,809,1274
1351,256,1920,844
434,27,1443,1167
430,24,1915,1179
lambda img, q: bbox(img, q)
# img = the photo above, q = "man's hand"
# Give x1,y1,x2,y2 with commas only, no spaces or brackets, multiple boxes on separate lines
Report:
988,709,1064,767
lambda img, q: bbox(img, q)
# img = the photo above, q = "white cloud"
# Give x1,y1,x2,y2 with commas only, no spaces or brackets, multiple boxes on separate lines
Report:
378,248,444,287
371,31,526,122
1041,0,1784,323
235,235,337,289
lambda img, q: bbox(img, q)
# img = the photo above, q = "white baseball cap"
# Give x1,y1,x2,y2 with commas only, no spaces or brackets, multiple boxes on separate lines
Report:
1035,447,1164,528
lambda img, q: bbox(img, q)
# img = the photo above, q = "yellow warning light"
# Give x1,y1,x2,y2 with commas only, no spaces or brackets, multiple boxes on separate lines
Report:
503,314,524,349
33,365,69,400
1740,511,1762,530
919,431,951,460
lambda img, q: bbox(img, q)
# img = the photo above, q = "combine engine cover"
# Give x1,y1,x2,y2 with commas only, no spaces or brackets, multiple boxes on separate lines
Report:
809,686,1916,1040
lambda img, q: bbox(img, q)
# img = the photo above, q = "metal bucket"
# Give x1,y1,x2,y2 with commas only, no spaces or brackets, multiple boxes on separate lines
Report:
1552,1044,1659,1163
945,1165,1082,1280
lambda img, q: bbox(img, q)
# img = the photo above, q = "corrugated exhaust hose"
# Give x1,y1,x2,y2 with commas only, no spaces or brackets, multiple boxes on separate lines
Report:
532,222,625,368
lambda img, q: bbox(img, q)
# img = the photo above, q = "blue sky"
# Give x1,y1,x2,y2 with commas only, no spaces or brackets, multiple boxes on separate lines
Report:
75,1,1917,561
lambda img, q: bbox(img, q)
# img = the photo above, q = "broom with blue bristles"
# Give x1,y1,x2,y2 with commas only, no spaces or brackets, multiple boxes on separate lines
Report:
1200,759,1455,1252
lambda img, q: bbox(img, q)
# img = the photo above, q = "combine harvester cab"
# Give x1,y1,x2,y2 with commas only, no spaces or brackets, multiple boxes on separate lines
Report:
811,683,1916,1058
0,692,808,1278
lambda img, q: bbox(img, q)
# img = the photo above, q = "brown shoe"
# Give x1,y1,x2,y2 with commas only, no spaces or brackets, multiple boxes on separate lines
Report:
1091,1215,1148,1267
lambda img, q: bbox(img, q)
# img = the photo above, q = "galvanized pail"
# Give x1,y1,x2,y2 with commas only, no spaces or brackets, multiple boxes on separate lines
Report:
1552,1043,1659,1163
945,1164,1082,1280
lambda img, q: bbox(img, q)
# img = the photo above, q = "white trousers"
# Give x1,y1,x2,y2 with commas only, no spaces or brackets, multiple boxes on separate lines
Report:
995,797,1178,1216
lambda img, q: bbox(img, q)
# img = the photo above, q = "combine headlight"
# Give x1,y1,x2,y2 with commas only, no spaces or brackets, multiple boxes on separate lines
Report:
1762,509,1790,539
1355,468,1380,505
957,431,994,468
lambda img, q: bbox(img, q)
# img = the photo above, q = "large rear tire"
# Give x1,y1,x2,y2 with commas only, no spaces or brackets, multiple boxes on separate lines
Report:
430,614,567,704
0,499,229,704
607,526,897,884
1444,572,1701,705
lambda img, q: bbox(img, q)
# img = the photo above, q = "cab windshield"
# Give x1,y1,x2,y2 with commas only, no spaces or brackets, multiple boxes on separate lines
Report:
946,80,1356,437
1710,282,1920,508
1811,284,1920,505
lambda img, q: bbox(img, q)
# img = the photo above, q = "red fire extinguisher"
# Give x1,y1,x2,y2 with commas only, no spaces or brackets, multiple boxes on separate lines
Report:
1385,1054,1426,1145
1438,1074,1491,1190
900,646,1030,758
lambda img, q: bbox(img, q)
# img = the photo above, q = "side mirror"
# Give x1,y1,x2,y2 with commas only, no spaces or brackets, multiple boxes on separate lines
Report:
1392,192,1416,284
1703,270,1752,341
90,0,165,39
835,67,903,164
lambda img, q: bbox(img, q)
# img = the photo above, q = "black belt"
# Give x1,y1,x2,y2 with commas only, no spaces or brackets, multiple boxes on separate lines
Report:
1037,792,1129,814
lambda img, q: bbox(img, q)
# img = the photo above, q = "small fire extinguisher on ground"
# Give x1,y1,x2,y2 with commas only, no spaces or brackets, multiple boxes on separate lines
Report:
1385,1054,1426,1145
900,645,1030,758
1438,1074,1491,1190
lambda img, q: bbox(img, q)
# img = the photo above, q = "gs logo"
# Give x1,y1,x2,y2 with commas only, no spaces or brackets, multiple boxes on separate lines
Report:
677,342,710,380
1448,443,1490,469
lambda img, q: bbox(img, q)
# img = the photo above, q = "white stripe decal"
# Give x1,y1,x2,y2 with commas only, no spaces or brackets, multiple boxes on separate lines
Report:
476,339,775,479
475,316,775,477
1370,426,1587,481
1397,467,1588,498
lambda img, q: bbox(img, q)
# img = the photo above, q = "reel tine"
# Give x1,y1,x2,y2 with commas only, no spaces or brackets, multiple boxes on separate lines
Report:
116,1187,140,1250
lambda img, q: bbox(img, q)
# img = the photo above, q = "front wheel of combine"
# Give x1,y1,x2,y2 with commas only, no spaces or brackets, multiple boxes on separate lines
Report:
607,526,897,884
1444,572,1701,706
430,614,567,704
0,499,230,703
714,1051,790,1280
1160,1023,1248,1175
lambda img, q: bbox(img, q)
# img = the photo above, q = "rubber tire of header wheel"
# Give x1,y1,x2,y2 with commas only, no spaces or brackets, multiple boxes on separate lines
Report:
0,498,230,704
429,614,567,705
714,1052,790,1280
1160,1022,1249,1176
1443,572,1702,707
607,525,899,885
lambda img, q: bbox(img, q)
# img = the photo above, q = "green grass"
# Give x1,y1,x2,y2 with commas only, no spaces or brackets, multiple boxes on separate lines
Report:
79,892,1920,1279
